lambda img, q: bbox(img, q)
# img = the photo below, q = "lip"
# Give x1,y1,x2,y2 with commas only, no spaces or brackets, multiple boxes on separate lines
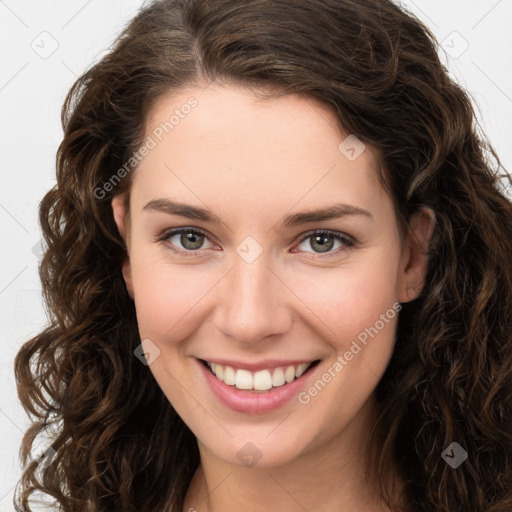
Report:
202,358,315,372
197,358,320,414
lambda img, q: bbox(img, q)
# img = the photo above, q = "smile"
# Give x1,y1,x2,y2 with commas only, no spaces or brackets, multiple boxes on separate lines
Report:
198,357,321,414
205,360,317,392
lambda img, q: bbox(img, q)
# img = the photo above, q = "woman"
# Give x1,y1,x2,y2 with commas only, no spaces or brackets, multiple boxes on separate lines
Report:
14,0,512,511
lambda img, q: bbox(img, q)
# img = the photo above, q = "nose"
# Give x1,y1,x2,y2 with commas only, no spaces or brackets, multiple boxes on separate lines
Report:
213,253,292,344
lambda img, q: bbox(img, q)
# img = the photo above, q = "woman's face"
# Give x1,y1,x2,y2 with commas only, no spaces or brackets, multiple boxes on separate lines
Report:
113,83,429,469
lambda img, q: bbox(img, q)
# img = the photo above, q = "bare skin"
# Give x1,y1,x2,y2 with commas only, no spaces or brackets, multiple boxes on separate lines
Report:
112,82,434,512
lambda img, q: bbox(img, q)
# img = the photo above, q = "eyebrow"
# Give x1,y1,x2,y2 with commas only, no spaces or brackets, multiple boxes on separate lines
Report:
143,198,222,223
280,203,372,227
142,198,373,227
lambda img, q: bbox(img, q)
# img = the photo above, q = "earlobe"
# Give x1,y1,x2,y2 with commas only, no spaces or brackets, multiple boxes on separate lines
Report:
111,194,135,300
121,258,135,300
398,207,436,303
112,195,127,240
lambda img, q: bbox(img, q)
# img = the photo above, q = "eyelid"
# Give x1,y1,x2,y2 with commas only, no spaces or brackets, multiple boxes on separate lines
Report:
158,226,210,239
295,228,354,244
156,226,355,257
156,226,218,256
292,229,355,256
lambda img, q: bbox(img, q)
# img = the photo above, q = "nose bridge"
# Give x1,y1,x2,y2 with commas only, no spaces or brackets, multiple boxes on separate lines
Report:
214,248,291,343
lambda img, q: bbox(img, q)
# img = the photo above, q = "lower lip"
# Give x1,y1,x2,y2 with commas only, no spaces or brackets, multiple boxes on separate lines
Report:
198,359,318,414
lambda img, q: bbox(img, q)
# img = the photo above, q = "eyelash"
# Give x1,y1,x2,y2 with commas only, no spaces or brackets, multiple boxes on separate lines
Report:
157,227,355,258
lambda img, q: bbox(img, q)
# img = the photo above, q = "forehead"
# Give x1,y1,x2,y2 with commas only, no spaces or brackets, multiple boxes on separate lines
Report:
131,83,388,221
143,83,344,157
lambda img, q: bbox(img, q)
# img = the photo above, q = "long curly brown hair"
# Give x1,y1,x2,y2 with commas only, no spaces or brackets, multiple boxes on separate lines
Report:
14,0,512,510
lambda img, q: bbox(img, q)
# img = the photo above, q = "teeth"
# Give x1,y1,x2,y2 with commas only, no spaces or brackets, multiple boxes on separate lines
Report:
272,367,285,387
235,369,253,390
295,363,309,378
223,366,236,386
213,363,224,381
253,370,273,391
284,366,295,383
206,361,314,391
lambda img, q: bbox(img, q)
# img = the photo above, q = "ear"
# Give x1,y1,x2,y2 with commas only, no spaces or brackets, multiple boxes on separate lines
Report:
398,207,436,303
112,194,134,300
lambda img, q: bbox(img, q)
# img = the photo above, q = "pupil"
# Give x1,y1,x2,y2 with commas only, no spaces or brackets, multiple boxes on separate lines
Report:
312,234,333,253
181,232,204,250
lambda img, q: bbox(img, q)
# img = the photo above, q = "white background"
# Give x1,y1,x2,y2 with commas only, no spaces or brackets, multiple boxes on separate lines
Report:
1,1,511,510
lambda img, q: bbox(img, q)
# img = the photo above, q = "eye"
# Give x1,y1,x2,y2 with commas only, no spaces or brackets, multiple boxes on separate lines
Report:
159,227,217,255
294,230,354,255
157,227,354,258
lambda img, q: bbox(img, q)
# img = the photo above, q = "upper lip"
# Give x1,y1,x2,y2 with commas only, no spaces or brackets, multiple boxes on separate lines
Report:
199,358,319,372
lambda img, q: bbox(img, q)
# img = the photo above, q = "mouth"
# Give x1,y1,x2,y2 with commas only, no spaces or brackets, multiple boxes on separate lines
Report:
200,359,321,393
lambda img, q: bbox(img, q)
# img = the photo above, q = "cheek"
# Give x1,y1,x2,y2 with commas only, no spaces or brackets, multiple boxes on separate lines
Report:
129,249,224,342
292,258,402,433
294,247,402,352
